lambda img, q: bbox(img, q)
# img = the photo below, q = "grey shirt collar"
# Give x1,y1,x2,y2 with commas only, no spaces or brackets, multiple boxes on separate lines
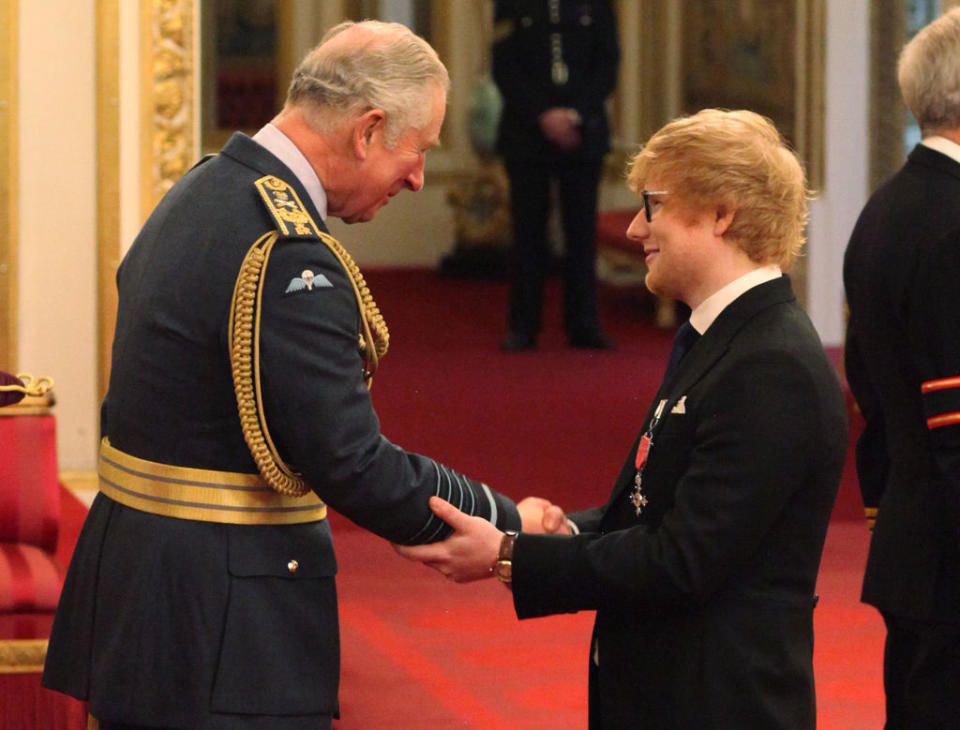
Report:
252,123,328,220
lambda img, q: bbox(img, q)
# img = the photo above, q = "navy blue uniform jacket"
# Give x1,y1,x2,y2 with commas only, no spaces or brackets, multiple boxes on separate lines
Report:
511,277,847,728
42,133,521,728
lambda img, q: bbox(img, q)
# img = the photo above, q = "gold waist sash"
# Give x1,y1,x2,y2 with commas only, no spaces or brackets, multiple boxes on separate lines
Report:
97,438,326,525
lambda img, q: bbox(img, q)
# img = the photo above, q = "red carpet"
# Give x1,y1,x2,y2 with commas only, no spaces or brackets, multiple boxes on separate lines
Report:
36,270,884,728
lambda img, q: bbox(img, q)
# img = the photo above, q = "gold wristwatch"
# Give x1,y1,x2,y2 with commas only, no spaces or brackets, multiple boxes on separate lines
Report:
493,530,518,583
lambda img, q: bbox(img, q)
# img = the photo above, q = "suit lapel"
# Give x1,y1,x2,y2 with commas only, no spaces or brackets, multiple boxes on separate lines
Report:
604,276,797,512
670,276,796,396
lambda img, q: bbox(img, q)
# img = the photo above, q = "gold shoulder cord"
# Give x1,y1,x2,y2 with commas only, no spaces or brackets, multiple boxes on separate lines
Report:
228,230,389,497
318,229,390,378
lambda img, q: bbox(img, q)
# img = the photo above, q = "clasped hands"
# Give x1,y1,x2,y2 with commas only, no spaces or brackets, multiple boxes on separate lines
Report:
394,496,570,583
538,107,583,150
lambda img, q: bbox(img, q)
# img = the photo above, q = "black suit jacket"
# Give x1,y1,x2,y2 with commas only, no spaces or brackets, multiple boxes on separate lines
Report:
844,143,960,622
492,0,619,162
512,277,847,728
42,133,521,727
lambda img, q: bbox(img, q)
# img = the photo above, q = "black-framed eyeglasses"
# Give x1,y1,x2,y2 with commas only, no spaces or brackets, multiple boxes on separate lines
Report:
641,190,670,222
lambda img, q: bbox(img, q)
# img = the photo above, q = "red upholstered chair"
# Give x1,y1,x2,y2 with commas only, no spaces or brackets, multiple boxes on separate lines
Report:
0,375,85,730
0,374,63,621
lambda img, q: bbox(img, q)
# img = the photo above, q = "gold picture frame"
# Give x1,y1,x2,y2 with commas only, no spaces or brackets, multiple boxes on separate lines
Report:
679,0,825,190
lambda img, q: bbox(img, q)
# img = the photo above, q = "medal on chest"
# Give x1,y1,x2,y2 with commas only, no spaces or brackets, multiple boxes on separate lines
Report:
630,398,667,516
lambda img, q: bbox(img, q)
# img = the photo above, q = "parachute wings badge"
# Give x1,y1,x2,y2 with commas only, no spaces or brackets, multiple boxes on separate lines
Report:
284,269,333,293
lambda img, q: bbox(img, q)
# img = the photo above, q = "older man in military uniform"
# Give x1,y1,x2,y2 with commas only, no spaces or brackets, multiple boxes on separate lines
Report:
42,21,544,730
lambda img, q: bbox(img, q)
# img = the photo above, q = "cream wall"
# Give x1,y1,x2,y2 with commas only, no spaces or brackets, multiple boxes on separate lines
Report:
807,0,870,347
14,0,870,470
17,0,99,469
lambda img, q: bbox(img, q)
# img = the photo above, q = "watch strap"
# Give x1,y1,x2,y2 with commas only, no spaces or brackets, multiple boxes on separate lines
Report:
493,530,518,583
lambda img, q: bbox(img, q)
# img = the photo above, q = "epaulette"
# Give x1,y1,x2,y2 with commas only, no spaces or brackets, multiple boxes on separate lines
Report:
255,174,322,239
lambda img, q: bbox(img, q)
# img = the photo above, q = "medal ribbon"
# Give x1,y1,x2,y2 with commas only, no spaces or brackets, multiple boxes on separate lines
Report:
630,399,667,515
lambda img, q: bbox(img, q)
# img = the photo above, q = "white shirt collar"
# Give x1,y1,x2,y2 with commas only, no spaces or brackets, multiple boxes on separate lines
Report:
921,135,960,165
689,264,782,334
252,123,328,220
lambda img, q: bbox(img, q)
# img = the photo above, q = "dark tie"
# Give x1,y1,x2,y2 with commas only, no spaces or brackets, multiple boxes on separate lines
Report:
663,321,700,385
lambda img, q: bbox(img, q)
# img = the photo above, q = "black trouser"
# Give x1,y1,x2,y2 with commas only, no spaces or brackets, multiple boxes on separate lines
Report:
882,612,960,729
504,157,604,338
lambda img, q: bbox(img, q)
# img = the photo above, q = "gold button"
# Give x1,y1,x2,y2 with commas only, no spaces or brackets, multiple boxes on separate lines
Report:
287,559,299,573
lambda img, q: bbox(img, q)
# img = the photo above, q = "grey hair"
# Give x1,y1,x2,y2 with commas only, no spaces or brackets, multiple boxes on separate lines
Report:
898,7,960,135
286,20,449,147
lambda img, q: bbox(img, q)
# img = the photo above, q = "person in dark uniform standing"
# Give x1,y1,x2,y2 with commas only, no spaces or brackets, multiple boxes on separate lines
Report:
41,21,556,730
843,8,960,728
492,0,620,351
399,109,847,728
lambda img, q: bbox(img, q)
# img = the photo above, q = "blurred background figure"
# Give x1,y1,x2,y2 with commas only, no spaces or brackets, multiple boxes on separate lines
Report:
492,0,620,351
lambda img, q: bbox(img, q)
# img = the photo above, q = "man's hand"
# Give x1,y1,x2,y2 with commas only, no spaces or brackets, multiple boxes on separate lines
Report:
539,107,583,150
517,496,571,535
394,496,504,582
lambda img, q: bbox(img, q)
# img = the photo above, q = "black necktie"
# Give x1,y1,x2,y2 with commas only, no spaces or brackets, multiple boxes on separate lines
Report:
663,321,700,385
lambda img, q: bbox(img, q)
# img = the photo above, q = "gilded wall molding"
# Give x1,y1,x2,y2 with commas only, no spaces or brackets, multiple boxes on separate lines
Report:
97,0,121,401
798,0,826,194
141,0,196,218
0,0,17,370
870,0,906,191
99,0,196,398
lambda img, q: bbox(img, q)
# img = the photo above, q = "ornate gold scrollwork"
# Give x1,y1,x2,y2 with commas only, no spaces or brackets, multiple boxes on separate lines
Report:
146,0,195,205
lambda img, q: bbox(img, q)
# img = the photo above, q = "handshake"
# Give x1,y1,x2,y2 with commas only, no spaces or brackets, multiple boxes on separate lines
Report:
394,496,570,584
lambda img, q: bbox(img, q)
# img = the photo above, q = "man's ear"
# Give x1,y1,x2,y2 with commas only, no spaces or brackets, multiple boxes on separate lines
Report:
351,109,386,160
714,205,735,237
